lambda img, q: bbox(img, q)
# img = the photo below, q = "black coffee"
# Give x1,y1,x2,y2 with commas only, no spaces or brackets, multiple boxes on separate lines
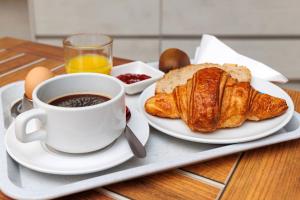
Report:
49,94,110,108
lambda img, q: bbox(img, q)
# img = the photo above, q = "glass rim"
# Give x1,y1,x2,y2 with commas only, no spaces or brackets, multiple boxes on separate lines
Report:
63,33,113,50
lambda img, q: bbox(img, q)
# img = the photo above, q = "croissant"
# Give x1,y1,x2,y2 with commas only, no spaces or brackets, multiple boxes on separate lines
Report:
145,67,288,133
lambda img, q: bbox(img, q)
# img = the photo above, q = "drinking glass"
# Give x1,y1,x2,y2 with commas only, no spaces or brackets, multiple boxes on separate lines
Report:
63,33,113,74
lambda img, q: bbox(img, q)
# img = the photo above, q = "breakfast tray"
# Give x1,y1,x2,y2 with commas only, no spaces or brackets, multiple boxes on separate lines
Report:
1,81,300,199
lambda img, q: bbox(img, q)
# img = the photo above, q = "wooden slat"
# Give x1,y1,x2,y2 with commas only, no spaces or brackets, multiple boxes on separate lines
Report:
0,37,27,49
56,190,113,200
0,50,23,62
221,89,300,199
53,66,66,75
221,140,300,200
0,54,41,74
286,89,300,112
0,56,130,86
106,170,220,200
13,42,64,61
0,59,63,86
182,154,240,183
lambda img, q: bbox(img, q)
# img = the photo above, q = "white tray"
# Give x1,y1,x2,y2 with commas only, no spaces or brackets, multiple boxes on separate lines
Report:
1,81,300,200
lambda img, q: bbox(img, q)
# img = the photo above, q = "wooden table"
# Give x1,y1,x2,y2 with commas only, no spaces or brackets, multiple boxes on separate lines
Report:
0,37,299,200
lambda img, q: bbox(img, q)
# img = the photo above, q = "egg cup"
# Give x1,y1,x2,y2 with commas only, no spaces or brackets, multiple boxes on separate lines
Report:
11,94,33,118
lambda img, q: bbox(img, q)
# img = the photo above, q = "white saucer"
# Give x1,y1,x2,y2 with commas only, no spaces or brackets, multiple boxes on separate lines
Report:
5,108,149,175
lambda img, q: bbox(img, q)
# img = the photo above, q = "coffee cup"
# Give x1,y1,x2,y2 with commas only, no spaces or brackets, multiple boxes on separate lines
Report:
15,73,126,153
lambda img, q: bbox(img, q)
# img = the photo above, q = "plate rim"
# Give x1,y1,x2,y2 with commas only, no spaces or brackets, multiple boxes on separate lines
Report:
5,108,149,175
139,78,294,144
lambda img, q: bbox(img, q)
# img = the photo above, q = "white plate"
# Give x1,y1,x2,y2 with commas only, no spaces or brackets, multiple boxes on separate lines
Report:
139,78,294,144
5,108,149,175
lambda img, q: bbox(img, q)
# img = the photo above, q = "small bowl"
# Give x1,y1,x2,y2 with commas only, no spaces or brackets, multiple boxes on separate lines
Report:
111,61,164,94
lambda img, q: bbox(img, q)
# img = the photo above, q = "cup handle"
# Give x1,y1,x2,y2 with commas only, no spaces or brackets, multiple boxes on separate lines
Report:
15,108,47,143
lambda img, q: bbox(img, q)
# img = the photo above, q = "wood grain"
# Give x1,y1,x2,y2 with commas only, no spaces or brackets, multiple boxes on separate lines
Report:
13,42,65,61
53,66,66,75
221,140,300,200
182,154,240,183
286,89,300,112
221,89,300,200
0,50,22,62
0,37,26,49
0,54,41,74
106,170,220,200
0,59,63,86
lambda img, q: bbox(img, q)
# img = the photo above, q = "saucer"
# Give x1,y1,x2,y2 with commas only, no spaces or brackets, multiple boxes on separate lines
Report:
5,108,149,175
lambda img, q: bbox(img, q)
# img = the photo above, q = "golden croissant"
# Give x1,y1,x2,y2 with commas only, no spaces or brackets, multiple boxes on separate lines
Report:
145,67,288,133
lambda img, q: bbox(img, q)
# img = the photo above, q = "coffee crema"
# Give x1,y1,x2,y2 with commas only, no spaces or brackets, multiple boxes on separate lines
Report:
49,94,110,108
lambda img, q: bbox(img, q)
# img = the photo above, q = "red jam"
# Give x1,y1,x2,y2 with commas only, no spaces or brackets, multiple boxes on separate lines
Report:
117,73,151,84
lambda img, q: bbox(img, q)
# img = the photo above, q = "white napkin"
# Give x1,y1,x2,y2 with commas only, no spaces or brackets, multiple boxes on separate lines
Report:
194,34,288,83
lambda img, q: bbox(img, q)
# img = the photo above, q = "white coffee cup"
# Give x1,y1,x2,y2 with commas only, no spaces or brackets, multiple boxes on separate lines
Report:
15,73,126,153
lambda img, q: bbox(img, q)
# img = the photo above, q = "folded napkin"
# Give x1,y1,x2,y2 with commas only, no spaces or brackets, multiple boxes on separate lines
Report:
194,34,288,83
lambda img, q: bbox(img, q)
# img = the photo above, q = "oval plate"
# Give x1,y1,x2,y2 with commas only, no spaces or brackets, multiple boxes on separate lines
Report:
139,77,294,144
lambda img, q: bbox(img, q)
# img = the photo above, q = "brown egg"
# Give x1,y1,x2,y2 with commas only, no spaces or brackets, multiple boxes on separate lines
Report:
25,67,54,99
159,48,191,73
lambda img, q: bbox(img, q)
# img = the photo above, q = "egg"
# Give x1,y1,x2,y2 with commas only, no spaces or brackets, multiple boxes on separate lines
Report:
159,48,191,73
25,67,54,99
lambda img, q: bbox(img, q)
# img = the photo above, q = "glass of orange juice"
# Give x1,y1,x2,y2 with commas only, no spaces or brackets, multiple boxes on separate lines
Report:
63,33,113,74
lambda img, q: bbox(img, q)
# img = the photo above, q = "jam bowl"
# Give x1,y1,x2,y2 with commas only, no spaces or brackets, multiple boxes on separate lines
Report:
111,61,164,94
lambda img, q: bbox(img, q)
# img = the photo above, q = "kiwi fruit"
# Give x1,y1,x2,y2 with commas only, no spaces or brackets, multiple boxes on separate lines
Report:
159,48,191,73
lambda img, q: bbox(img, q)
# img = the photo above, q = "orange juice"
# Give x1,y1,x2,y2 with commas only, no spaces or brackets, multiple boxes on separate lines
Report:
65,54,112,74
